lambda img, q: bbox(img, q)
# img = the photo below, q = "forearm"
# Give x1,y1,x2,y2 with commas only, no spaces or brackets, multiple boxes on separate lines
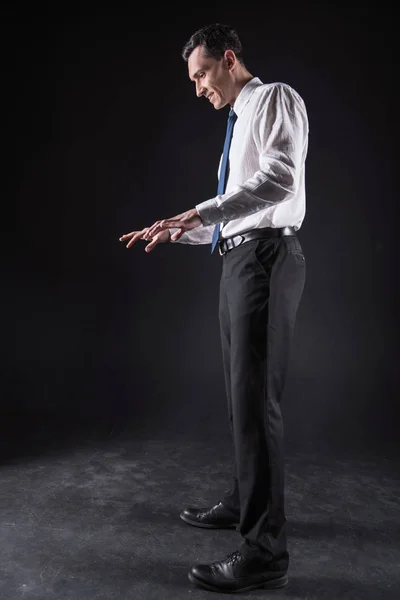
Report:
196,165,296,226
169,224,214,245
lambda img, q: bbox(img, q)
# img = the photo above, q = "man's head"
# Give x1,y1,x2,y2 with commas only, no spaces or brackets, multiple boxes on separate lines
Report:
182,23,249,110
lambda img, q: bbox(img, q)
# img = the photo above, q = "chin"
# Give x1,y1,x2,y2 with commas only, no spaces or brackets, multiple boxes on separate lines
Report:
218,100,230,110
213,98,226,110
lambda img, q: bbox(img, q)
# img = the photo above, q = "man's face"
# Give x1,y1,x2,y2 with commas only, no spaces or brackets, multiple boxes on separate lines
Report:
188,45,232,110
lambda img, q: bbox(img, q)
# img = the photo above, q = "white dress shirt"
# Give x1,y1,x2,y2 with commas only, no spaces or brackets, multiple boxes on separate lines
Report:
171,77,309,245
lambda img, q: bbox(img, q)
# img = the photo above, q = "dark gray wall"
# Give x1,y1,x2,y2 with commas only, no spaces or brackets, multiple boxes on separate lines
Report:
8,5,398,454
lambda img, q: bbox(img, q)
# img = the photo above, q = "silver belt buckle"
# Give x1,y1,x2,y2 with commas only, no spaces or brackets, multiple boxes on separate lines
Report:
219,235,245,255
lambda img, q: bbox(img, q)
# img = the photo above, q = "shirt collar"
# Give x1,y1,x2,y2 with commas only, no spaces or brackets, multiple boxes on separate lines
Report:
232,77,263,117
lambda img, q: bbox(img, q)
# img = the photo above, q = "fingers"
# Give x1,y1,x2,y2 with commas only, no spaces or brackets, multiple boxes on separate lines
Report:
146,212,185,238
144,234,162,253
119,222,176,251
147,220,183,238
119,232,136,240
119,229,148,248
146,221,165,239
158,220,184,230
126,232,144,248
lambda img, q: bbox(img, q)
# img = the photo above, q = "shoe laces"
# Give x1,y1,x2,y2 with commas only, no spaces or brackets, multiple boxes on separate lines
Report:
226,550,243,566
211,550,243,575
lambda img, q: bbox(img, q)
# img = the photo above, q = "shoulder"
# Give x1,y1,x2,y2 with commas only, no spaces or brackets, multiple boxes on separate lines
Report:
255,81,304,103
253,82,307,116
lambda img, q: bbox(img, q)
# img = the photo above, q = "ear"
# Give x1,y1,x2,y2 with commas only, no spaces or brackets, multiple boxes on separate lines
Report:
224,49,236,70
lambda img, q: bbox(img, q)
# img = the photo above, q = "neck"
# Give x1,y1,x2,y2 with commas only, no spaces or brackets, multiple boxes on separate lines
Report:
230,69,254,105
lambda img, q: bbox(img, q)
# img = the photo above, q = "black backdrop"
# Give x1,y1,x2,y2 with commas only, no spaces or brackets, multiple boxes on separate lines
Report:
8,3,399,456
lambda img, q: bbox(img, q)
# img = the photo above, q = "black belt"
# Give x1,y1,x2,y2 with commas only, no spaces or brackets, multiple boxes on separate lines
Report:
218,226,296,256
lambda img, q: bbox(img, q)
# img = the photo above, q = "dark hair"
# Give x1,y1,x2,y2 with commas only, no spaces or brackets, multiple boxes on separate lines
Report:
182,23,244,64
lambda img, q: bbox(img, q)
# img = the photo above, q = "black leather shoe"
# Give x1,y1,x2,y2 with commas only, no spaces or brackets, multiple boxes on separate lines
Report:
180,501,240,529
188,550,288,593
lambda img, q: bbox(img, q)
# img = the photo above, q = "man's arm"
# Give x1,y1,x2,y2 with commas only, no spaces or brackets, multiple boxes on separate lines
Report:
195,83,309,226
168,224,214,245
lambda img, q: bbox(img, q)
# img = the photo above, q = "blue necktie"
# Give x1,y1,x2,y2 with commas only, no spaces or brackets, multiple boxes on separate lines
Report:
211,108,237,254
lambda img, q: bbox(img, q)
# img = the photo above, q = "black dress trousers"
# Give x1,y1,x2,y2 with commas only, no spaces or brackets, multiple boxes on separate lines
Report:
219,233,306,566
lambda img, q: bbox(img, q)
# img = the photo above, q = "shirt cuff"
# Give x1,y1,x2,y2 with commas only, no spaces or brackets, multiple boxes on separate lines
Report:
195,198,222,226
169,227,180,242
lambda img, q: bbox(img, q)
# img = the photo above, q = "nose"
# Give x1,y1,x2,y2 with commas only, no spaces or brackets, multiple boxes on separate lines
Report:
196,82,205,98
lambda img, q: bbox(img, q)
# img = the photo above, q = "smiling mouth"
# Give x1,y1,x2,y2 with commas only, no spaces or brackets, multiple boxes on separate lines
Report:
207,93,214,102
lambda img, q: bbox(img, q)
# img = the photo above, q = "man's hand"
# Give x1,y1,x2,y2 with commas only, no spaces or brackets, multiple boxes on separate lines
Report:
119,227,170,253
144,208,202,242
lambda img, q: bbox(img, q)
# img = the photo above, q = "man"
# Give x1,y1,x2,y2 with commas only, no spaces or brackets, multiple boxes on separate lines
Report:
120,23,308,594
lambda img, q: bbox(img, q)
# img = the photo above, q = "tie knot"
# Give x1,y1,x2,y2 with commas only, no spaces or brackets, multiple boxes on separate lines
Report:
229,108,236,120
